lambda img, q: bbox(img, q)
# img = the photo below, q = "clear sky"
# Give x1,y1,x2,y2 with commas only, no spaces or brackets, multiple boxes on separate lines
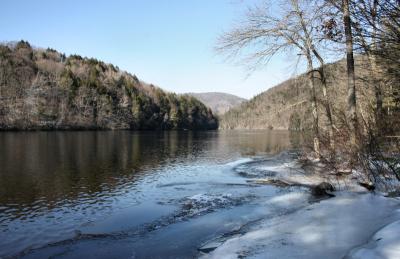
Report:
1,0,298,99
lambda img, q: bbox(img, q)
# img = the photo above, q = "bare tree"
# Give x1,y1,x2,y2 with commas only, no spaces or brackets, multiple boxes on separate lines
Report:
342,0,358,147
216,0,340,155
291,0,336,148
350,0,382,128
350,0,400,130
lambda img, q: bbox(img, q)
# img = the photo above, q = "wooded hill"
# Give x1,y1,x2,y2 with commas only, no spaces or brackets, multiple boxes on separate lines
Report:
220,57,400,131
0,41,217,130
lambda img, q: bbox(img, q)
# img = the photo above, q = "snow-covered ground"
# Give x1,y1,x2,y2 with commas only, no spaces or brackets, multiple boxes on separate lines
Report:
347,219,400,259
202,155,400,259
203,192,400,259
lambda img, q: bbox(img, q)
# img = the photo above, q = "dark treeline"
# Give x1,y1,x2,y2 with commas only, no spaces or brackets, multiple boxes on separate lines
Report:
0,41,218,130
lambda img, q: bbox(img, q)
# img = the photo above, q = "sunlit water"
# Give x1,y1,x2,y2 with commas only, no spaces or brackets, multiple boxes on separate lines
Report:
0,130,301,258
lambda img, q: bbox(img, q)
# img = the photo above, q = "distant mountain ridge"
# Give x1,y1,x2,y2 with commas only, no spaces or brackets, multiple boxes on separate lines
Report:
187,92,246,115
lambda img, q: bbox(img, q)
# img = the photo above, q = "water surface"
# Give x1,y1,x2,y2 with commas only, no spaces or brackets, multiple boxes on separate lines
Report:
0,130,300,258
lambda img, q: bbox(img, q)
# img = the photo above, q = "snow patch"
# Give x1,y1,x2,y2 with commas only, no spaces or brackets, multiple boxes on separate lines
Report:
346,214,400,259
203,193,400,259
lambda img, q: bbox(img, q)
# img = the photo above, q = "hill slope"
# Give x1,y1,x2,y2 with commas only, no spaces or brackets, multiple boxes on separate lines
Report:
220,57,386,130
0,41,217,130
187,92,246,115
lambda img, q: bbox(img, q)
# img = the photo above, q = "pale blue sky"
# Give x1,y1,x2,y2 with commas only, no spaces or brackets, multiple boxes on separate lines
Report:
1,0,298,98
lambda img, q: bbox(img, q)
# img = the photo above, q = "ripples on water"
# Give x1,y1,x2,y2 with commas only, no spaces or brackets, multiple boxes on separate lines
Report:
0,130,301,258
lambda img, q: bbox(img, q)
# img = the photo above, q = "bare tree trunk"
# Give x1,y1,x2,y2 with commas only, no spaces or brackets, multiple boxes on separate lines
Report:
370,0,384,130
306,55,320,157
291,0,334,149
369,54,383,126
353,18,383,130
343,0,358,146
311,48,335,148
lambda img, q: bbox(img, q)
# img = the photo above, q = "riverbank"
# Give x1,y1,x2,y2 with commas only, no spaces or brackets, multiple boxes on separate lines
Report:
202,154,400,259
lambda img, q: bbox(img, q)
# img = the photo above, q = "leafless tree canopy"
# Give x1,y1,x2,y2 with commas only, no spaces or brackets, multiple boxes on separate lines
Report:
216,0,333,70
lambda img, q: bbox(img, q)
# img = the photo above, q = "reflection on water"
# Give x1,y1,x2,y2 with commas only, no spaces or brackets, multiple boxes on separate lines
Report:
0,130,300,257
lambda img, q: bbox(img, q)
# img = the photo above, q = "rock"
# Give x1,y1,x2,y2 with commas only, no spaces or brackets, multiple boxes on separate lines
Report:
358,182,376,191
182,202,194,210
311,182,335,197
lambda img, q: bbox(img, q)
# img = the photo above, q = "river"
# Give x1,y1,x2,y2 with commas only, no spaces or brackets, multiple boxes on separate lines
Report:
0,130,302,258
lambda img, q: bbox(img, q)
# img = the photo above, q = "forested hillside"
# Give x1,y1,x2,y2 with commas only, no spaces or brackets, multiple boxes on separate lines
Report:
220,57,400,131
187,92,246,115
0,41,217,130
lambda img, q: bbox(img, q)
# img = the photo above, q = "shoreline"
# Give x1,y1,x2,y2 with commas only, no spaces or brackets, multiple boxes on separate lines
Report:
201,154,400,258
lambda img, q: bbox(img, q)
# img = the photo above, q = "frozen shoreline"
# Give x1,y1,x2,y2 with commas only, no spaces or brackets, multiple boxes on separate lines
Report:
202,155,400,259
6,150,400,258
